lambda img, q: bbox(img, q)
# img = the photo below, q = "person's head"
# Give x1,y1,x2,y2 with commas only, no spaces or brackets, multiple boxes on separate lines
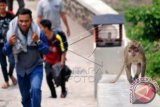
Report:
0,0,7,14
18,8,32,32
40,19,52,34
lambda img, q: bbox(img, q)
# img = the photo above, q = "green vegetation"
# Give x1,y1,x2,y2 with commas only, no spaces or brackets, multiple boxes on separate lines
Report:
125,0,160,93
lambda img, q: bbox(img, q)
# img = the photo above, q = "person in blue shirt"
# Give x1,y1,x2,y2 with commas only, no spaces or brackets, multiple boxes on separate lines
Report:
3,8,49,107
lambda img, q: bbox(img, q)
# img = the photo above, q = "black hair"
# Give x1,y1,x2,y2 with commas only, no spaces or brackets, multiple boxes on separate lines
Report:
0,0,6,4
18,8,32,19
40,19,52,30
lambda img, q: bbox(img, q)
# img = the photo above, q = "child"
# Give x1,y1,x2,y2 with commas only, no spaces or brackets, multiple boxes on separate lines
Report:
40,19,68,98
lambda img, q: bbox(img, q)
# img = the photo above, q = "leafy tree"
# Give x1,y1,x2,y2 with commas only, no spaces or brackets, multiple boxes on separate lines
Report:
125,4,160,41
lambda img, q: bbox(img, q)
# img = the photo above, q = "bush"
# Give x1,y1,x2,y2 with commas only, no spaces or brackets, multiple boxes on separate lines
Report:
146,52,160,77
125,4,160,41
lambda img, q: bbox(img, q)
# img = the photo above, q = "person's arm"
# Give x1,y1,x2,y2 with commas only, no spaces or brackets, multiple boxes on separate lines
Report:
56,34,67,68
59,1,70,37
61,52,66,68
3,42,13,55
3,35,16,55
39,32,49,55
37,16,43,28
3,18,17,55
56,34,67,52
36,1,43,27
32,31,49,55
60,12,70,37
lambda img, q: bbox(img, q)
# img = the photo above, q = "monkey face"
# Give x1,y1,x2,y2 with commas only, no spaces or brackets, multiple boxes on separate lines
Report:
128,42,141,57
128,46,140,57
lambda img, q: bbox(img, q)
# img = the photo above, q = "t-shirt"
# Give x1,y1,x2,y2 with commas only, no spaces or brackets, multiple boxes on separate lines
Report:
42,32,66,65
0,12,14,44
37,0,65,31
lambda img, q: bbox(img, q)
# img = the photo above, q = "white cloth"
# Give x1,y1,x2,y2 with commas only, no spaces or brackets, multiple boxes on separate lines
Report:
7,17,40,62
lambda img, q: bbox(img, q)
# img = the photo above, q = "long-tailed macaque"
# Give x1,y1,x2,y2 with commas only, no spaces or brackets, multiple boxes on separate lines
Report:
111,41,146,84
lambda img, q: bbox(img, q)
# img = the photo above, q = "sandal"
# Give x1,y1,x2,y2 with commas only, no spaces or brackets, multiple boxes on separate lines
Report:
1,82,10,89
10,76,17,85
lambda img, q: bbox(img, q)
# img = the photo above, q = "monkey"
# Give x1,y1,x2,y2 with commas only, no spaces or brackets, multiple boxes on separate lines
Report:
111,41,146,84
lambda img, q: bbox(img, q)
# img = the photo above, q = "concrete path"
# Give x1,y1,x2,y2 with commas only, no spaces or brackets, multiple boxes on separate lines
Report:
0,1,97,107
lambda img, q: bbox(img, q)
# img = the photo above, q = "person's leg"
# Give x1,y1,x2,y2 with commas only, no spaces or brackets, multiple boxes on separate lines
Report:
16,0,25,15
30,65,43,107
46,72,57,98
60,68,67,98
6,0,13,11
44,62,57,98
17,74,31,107
8,53,17,85
56,31,68,97
0,48,9,89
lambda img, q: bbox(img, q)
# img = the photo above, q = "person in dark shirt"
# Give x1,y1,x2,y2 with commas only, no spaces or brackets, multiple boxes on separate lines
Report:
40,19,68,98
0,0,16,89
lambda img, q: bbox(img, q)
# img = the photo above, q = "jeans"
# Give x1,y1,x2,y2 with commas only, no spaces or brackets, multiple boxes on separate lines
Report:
0,45,15,82
17,65,43,107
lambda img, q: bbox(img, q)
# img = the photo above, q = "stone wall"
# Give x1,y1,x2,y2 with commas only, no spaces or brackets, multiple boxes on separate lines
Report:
64,0,95,30
63,0,118,30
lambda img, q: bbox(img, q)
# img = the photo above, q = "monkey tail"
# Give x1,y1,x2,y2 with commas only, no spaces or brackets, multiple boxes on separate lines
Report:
111,64,125,83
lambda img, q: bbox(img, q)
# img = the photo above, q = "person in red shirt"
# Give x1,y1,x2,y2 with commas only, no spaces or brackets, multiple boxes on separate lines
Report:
40,19,68,98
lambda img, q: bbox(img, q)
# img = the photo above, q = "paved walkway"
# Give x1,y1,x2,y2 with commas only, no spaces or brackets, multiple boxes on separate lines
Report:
0,1,96,107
